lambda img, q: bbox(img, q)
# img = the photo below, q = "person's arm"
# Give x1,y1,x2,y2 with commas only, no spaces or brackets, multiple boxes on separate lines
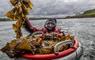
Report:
23,20,37,33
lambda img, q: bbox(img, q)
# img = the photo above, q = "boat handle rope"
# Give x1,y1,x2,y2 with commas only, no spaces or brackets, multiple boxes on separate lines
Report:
31,31,43,37
54,40,74,53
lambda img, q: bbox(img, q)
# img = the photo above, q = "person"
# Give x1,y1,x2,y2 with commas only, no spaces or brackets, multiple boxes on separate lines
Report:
23,18,61,34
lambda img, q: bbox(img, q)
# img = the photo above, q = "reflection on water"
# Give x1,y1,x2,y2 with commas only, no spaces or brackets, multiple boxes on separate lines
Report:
0,18,95,60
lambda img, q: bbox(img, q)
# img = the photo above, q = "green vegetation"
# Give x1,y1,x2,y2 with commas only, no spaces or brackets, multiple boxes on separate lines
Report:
65,9,95,18
82,9,95,17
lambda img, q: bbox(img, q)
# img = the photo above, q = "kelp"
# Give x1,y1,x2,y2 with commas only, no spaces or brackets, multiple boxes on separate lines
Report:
5,0,33,38
1,32,74,57
1,0,33,57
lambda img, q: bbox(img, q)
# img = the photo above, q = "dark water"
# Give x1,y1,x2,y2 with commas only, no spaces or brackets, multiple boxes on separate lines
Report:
0,18,95,60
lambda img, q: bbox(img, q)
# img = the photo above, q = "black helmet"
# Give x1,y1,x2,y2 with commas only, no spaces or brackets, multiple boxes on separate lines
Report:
49,18,57,23
44,18,57,31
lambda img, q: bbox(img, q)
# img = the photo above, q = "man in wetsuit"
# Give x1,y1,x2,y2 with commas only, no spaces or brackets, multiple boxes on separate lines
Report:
23,18,61,34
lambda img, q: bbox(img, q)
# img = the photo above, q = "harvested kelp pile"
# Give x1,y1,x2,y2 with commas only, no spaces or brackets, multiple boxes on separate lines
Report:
1,32,74,58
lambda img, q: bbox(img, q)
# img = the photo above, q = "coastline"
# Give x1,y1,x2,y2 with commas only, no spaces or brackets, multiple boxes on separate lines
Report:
0,16,95,21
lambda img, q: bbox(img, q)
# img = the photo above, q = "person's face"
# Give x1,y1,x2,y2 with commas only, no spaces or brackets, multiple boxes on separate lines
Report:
45,22,56,30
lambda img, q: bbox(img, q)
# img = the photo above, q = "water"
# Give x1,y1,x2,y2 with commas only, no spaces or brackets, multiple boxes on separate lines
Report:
0,18,95,60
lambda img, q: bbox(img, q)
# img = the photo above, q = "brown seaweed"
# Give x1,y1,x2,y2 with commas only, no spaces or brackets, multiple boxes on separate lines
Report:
5,0,33,38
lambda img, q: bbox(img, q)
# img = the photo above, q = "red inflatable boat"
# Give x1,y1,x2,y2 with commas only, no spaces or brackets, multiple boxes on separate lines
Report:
21,38,83,60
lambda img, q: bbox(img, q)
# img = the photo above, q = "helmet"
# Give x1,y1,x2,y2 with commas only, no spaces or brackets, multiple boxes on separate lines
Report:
44,18,57,31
